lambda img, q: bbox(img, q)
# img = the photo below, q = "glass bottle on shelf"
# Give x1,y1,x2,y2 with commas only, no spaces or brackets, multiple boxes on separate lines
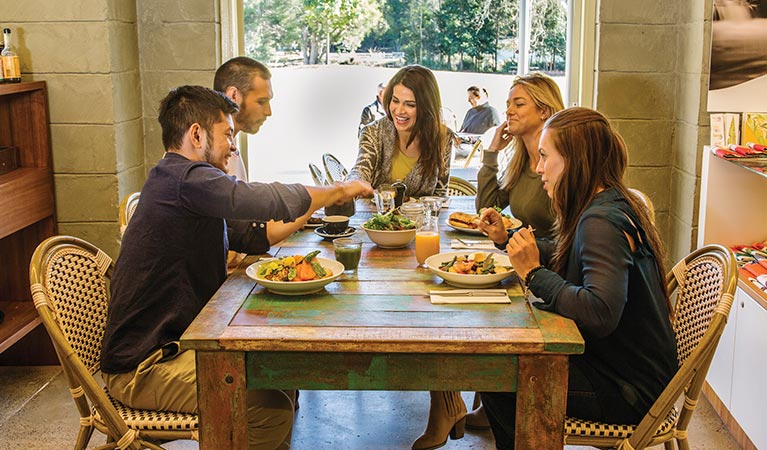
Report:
0,37,4,83
1,28,21,83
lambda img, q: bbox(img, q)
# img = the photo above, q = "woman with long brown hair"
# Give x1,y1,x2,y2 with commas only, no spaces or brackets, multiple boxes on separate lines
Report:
478,107,677,449
348,65,453,197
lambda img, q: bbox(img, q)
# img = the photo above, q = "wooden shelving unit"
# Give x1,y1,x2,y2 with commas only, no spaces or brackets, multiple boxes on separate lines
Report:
0,81,57,364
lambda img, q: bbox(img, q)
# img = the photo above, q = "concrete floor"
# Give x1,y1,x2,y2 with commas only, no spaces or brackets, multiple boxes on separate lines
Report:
0,366,741,450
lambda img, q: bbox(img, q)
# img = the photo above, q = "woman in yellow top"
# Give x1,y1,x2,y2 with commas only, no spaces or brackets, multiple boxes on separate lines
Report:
348,65,453,197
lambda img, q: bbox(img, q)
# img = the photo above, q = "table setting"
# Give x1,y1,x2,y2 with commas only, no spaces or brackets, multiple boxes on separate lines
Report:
183,194,584,450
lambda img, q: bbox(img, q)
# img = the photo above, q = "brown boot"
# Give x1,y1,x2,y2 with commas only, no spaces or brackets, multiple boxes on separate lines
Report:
465,392,491,430
412,391,466,450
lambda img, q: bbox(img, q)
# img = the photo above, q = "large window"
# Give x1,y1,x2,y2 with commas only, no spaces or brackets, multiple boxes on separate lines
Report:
225,0,594,182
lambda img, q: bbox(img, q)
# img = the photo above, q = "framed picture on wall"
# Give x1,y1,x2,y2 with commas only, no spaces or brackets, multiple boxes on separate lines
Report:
707,0,767,112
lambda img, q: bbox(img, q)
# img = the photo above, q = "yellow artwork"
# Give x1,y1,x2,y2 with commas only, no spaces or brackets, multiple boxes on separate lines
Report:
741,112,767,146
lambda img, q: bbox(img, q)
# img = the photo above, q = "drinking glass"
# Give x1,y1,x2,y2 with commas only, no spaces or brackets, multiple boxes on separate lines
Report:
333,237,363,272
374,184,396,215
415,215,440,267
420,196,442,218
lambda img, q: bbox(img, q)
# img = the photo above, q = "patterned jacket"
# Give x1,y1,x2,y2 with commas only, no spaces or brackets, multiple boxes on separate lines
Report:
348,118,453,197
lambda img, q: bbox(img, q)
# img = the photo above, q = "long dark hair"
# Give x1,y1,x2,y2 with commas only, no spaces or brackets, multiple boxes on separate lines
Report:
545,107,668,299
382,65,447,181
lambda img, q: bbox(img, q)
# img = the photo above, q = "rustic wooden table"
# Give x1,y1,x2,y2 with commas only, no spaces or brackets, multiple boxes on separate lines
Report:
181,197,583,449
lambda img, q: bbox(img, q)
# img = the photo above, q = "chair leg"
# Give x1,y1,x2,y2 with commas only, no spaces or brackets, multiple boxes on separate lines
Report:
664,440,676,450
73,425,95,450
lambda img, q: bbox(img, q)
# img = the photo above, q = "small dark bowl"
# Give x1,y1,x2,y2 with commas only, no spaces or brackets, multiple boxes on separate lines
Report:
322,215,350,235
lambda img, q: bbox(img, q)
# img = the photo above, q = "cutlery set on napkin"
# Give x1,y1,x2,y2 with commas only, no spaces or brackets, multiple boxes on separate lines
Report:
429,289,511,304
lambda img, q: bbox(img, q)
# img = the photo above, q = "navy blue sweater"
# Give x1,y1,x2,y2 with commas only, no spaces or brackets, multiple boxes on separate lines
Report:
101,152,311,373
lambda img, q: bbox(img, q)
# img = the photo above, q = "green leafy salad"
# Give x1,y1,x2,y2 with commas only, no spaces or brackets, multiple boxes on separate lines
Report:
363,212,416,231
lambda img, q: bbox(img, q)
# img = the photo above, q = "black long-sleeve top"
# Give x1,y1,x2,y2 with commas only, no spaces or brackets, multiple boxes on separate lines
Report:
528,189,678,416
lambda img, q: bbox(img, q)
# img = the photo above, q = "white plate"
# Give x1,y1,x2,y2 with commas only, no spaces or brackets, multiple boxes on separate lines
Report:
314,226,357,240
425,251,516,289
446,215,522,235
245,257,344,295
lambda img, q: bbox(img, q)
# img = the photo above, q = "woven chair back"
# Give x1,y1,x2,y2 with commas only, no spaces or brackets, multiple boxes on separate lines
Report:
309,163,328,186
671,255,726,365
446,176,477,196
31,237,112,374
322,153,348,183
628,188,655,224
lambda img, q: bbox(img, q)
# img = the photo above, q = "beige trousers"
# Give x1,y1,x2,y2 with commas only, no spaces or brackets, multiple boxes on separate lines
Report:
103,347,294,450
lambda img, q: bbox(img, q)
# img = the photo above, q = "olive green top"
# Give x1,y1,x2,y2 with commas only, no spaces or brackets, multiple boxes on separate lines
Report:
476,150,556,239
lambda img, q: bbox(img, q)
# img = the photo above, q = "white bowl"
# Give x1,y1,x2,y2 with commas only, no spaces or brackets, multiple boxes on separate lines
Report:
245,257,344,295
361,225,416,248
425,251,516,288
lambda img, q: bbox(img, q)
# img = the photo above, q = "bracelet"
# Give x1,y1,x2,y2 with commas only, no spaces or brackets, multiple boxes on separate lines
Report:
524,265,546,287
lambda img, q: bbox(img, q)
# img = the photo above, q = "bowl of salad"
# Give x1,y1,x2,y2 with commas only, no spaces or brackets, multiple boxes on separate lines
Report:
425,251,516,288
245,250,344,295
361,212,417,248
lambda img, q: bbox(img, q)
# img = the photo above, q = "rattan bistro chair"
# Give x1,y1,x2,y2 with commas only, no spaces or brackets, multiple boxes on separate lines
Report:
563,244,737,450
446,176,478,196
119,192,140,238
309,163,329,186
29,236,199,450
322,153,348,183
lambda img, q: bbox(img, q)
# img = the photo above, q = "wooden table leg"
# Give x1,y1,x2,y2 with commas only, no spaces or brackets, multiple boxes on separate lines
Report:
197,351,248,449
515,354,568,450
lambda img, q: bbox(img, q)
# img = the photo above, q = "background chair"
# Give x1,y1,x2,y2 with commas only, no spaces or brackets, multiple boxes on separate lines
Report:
440,106,457,131
118,192,140,238
563,244,737,450
446,176,478,196
628,188,655,224
309,163,328,186
462,139,483,169
322,153,349,183
30,235,199,450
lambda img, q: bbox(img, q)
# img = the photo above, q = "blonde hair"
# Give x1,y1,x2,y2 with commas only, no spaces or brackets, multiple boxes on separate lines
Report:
501,73,565,190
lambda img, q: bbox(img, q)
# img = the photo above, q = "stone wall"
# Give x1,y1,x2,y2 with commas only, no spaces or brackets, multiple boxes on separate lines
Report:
0,0,220,258
136,0,221,172
596,0,710,264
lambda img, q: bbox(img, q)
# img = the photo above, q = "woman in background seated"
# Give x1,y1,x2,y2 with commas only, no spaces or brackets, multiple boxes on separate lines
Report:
475,73,564,240
478,107,677,449
347,65,453,198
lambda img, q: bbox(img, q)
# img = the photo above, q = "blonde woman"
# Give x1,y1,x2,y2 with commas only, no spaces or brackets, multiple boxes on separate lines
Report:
475,73,565,240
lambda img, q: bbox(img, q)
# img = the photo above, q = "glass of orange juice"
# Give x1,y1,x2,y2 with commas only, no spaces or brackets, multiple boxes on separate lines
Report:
415,216,440,267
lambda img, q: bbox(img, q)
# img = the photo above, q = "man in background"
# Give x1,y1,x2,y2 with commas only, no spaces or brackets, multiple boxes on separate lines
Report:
358,81,386,135
454,85,502,159
459,85,501,135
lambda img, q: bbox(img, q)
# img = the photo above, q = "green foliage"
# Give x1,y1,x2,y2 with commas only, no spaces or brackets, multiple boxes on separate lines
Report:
243,0,567,74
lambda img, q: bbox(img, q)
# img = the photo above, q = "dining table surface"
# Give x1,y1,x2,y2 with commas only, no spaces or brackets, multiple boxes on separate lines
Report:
180,196,584,450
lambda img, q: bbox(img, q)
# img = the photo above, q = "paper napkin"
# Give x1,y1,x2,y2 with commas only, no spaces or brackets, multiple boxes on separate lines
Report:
429,289,511,304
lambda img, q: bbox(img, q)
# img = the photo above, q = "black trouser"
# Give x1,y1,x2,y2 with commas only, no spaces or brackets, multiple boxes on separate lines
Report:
480,357,642,450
